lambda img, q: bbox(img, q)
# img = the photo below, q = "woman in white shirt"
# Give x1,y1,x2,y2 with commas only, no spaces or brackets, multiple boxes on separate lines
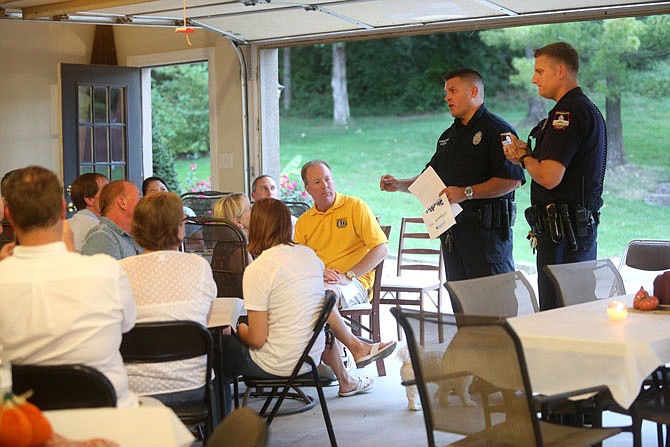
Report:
220,199,373,397
120,192,216,405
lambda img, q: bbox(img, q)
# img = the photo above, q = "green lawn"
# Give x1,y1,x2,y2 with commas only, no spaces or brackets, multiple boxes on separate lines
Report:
279,94,670,265
173,93,669,265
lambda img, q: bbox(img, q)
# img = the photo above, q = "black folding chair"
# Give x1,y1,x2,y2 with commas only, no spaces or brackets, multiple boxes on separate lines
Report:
242,291,338,447
12,364,117,409
120,321,217,439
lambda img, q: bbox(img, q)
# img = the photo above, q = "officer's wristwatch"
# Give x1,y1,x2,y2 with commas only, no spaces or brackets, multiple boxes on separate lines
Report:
464,186,474,200
345,270,356,281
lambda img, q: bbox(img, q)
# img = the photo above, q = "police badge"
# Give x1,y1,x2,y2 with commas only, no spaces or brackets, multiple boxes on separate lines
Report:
472,131,482,145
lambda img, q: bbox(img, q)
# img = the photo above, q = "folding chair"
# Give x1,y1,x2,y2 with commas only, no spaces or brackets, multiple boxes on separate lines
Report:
544,259,626,307
281,200,311,218
447,270,538,318
391,307,621,447
339,225,391,376
242,291,338,447
381,217,444,340
12,364,117,409
183,217,250,298
619,239,670,292
120,321,217,439
181,191,232,218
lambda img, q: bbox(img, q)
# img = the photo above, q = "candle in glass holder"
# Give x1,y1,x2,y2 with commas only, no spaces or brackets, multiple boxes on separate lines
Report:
607,300,628,321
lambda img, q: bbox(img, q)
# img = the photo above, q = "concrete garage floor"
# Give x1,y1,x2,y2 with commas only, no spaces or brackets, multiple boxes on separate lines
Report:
257,306,662,447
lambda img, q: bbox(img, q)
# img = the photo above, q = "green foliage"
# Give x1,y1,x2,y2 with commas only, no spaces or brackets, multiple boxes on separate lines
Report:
279,155,312,203
151,62,210,158
150,129,180,193
280,32,518,117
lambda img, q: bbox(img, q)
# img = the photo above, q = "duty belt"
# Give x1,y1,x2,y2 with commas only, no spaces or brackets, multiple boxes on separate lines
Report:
524,202,598,252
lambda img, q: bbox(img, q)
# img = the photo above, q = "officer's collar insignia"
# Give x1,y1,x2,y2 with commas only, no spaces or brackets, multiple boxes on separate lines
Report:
439,138,449,146
472,131,483,145
552,112,570,130
336,218,347,228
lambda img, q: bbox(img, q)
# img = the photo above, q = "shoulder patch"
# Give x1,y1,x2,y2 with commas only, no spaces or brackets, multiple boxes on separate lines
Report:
438,138,449,146
552,112,570,130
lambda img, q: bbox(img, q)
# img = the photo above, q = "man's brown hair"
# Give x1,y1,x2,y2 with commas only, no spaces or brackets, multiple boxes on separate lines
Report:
248,198,293,257
534,42,580,74
4,166,63,231
70,173,107,211
131,192,184,250
300,160,331,184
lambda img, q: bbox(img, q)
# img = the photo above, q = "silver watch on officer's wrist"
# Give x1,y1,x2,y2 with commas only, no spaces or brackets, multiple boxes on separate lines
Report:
464,186,474,200
345,270,356,281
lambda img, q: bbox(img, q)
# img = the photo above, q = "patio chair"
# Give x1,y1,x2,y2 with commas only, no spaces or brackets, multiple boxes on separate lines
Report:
12,364,117,409
241,291,338,447
340,225,391,376
380,217,444,341
181,191,232,218
183,217,250,298
120,321,217,440
618,239,670,293
281,200,311,218
447,270,538,318
390,307,621,447
544,259,626,307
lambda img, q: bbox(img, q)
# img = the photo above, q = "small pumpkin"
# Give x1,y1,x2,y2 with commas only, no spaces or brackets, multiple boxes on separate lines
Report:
634,286,660,311
0,391,53,447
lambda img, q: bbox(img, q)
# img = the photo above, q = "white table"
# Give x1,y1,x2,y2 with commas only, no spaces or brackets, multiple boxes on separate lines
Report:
508,294,670,409
44,406,195,446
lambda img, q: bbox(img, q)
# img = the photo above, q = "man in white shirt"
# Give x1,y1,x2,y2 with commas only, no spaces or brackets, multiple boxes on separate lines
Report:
67,172,108,252
0,166,137,407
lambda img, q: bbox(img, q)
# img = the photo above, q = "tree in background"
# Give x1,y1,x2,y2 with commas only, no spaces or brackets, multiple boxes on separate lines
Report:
331,42,350,125
481,16,670,167
151,62,210,159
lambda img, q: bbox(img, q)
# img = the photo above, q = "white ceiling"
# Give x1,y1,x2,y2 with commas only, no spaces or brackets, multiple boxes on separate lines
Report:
1,0,669,47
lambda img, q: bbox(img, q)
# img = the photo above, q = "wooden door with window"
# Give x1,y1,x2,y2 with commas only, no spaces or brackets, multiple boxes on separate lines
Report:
61,64,142,214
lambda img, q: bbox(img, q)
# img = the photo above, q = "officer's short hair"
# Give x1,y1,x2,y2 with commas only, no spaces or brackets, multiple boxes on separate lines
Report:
443,68,484,94
534,42,579,75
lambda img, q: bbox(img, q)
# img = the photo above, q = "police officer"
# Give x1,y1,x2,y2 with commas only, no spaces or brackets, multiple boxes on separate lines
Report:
381,68,524,281
504,42,606,311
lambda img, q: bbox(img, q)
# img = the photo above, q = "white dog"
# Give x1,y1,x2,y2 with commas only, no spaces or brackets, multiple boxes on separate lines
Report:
398,344,476,411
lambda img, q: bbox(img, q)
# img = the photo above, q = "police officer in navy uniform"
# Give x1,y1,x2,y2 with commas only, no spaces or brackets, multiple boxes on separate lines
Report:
504,42,607,311
381,68,525,281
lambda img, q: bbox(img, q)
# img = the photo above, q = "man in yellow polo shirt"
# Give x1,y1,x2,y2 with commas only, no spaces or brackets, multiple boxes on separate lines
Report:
295,159,395,371
295,159,389,308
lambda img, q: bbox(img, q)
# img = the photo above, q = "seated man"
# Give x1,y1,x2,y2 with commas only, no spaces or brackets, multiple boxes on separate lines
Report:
67,172,108,252
0,166,137,407
295,160,396,368
81,180,142,260
250,174,297,228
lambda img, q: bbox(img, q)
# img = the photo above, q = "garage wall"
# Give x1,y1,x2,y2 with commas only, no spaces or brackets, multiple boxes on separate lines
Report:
0,21,248,194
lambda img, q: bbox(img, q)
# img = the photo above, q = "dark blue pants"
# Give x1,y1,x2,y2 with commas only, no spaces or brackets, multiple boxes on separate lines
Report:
441,210,515,282
536,226,598,311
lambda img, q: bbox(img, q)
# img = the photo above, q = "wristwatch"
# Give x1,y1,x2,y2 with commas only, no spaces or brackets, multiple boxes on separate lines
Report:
464,186,474,200
345,270,356,281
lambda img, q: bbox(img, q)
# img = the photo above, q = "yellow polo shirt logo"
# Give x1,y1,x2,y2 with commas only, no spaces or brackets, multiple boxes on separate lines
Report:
336,218,347,228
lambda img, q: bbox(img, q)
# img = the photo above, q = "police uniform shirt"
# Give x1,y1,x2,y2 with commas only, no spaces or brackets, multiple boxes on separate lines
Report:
426,105,525,209
530,87,606,212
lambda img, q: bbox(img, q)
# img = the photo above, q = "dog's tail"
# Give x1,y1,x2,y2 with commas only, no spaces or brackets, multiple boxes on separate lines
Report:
397,342,411,364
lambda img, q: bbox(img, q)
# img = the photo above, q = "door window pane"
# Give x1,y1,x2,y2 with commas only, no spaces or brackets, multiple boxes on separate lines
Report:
110,88,125,124
93,87,108,123
78,85,92,124
94,127,109,162
110,126,125,162
78,126,92,163
110,164,125,181
94,164,110,179
80,165,94,174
